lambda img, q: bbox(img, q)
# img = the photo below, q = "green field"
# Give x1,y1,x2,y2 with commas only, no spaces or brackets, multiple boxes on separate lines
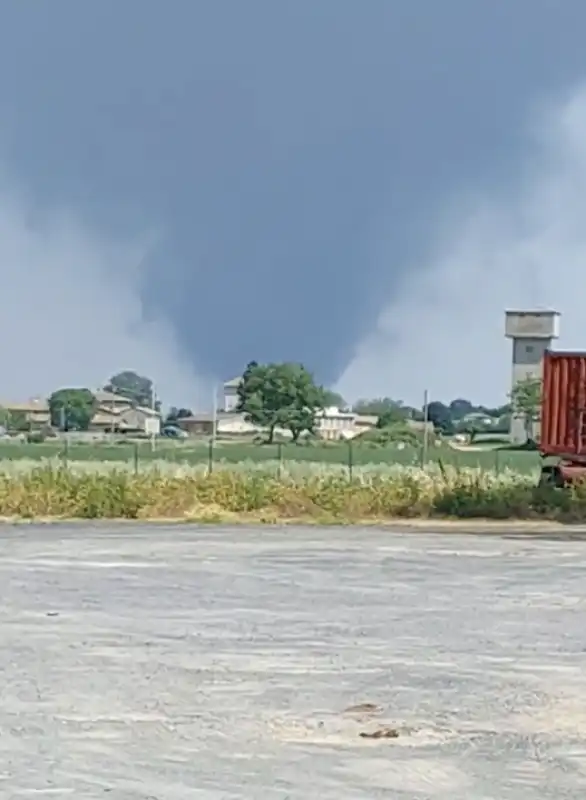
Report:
0,439,542,473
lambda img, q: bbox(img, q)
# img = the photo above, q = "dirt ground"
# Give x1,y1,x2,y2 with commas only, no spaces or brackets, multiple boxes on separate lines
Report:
1,523,585,798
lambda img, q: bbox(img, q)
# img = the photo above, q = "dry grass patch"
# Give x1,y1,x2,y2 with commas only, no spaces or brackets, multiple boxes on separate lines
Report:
0,463,581,522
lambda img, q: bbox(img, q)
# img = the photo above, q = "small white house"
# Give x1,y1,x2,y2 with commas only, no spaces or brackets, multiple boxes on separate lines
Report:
222,377,241,412
315,407,359,440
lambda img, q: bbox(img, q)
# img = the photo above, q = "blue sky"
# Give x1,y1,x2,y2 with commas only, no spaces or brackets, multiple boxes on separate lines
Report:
2,1,586,407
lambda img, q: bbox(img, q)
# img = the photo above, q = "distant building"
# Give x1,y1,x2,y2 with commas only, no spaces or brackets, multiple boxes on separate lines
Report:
315,407,362,440
222,377,241,412
92,389,136,409
89,402,160,434
179,402,381,441
505,309,559,444
178,411,256,437
0,398,50,427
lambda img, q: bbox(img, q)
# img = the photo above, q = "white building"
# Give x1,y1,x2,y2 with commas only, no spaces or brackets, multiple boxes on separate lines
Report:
505,309,559,444
222,377,241,412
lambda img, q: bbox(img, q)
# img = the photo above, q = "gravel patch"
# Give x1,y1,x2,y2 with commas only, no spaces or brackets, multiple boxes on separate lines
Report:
0,523,584,798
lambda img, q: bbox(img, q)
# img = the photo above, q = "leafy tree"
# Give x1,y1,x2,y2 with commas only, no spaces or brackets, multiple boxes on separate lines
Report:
49,388,96,431
353,397,400,415
237,361,326,443
166,407,193,424
510,376,542,441
322,389,347,409
105,370,157,409
448,398,474,420
358,422,420,447
7,410,29,433
376,403,409,428
426,400,453,434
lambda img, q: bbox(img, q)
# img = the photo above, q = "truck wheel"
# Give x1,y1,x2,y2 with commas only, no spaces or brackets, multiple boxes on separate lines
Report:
538,466,564,489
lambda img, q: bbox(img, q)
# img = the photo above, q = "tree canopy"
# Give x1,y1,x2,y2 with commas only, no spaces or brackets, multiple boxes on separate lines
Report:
354,397,401,415
510,376,542,441
166,407,193,423
426,400,454,434
237,361,326,442
105,371,156,408
322,389,347,409
49,388,96,431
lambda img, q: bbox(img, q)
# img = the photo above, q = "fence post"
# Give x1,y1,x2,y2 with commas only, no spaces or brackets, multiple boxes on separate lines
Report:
348,440,354,482
277,442,283,479
61,437,69,469
208,437,214,475
494,448,499,474
133,442,139,475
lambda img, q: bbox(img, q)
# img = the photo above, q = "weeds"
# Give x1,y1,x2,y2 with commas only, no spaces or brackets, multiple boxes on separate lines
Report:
0,462,580,522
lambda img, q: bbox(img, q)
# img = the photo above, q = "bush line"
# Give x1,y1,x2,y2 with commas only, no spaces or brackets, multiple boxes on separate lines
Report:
0,465,581,522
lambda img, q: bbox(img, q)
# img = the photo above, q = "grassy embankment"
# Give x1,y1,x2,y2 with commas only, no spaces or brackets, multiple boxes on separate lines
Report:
0,458,581,523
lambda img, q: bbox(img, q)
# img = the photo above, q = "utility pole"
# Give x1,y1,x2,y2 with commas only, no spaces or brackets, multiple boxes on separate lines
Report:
150,383,157,452
422,389,430,466
211,384,218,445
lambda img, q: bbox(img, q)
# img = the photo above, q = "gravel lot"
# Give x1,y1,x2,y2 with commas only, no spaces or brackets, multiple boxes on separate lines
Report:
1,524,586,798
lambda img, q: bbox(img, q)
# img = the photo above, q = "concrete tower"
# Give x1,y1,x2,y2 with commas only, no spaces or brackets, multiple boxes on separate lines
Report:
505,310,560,444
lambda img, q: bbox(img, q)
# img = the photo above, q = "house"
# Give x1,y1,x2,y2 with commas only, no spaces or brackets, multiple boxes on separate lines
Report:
460,411,494,427
222,377,241,412
117,406,160,435
353,413,379,433
178,407,378,441
89,394,161,435
185,388,383,441
1,399,50,427
93,389,136,409
315,407,361,440
178,411,256,437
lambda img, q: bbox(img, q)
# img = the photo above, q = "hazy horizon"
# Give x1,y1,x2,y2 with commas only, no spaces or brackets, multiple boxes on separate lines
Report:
3,2,586,409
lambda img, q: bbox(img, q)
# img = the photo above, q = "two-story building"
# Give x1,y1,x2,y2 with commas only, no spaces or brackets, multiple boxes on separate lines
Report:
1,398,51,427
89,390,161,434
222,378,241,412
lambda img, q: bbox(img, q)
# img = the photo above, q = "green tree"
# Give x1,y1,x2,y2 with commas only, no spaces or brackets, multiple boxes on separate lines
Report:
375,402,409,428
322,389,347,409
237,361,326,443
6,410,30,433
426,401,454,434
105,370,157,408
49,388,96,431
353,397,403,416
166,407,193,424
510,376,542,441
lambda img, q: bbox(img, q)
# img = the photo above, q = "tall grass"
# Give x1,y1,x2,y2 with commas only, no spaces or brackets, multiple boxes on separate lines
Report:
0,460,581,522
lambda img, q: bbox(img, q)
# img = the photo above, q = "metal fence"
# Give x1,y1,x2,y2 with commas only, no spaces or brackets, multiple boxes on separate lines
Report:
0,437,542,477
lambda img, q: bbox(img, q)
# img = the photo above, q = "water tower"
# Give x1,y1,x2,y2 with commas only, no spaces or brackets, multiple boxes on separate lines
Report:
505,310,560,444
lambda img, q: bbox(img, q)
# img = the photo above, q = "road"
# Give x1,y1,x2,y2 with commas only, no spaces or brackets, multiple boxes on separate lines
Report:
0,523,585,798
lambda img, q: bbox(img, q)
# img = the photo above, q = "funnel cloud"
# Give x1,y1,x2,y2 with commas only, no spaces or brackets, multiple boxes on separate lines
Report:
2,2,586,406
338,84,586,406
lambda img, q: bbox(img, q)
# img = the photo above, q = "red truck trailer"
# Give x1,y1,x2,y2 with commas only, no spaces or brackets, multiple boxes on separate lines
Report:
539,351,586,487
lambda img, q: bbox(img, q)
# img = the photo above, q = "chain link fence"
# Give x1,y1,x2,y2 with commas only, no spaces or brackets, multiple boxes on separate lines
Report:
0,437,542,478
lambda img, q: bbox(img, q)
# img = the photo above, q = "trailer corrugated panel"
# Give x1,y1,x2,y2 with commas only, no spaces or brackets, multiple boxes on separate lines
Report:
541,351,586,457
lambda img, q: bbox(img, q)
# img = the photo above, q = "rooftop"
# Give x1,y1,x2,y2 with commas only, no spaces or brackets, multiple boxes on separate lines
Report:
223,377,242,389
94,389,132,404
0,399,49,412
